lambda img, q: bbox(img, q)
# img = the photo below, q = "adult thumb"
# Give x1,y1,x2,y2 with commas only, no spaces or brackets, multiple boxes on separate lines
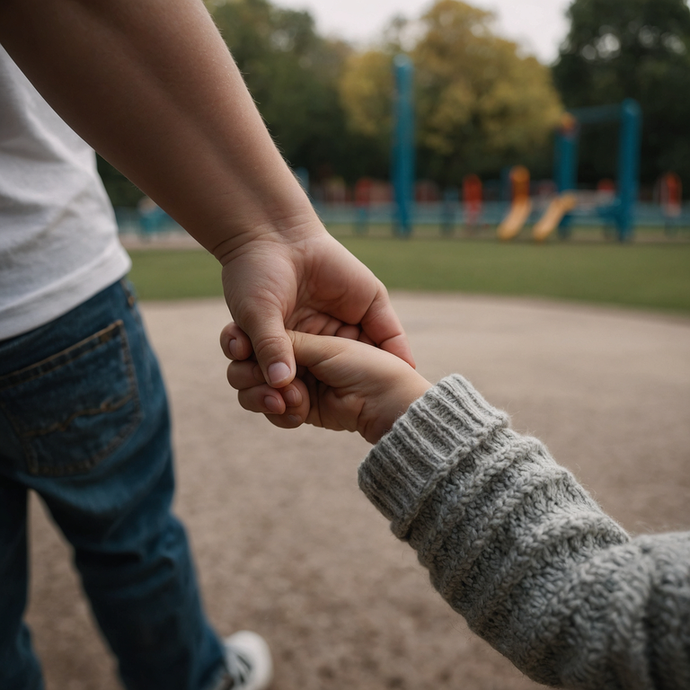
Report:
242,311,296,388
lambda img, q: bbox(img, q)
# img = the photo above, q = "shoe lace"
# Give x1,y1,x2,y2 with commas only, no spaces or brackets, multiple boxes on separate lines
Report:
225,647,253,689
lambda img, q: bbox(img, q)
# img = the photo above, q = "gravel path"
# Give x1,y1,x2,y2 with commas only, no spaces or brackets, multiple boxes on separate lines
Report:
26,293,690,690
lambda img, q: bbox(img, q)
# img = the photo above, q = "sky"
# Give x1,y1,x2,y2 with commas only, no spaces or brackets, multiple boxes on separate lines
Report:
271,0,573,64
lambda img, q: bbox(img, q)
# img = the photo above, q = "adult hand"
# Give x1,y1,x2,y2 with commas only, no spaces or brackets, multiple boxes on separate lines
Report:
219,222,414,388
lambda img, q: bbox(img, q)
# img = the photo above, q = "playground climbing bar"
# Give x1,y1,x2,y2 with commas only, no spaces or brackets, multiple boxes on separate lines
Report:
392,54,415,237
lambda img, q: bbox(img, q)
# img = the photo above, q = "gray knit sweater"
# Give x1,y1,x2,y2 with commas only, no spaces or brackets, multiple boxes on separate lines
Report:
358,375,690,689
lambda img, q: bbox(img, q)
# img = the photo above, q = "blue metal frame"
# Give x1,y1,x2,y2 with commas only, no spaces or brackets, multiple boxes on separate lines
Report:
392,55,415,237
554,99,642,241
616,99,642,240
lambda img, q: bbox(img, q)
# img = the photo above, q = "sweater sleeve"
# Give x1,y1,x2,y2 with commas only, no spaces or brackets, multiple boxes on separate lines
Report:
358,374,690,689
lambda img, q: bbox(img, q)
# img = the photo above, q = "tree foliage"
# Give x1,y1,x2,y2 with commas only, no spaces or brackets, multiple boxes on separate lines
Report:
339,0,563,184
340,51,394,140
552,0,690,188
209,0,382,181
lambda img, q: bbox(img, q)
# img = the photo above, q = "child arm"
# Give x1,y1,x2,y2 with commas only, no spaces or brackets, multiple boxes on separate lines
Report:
360,374,690,688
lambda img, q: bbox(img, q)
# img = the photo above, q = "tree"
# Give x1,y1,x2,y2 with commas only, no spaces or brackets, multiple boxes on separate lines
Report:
338,0,563,185
338,50,395,178
210,0,377,182
552,0,690,190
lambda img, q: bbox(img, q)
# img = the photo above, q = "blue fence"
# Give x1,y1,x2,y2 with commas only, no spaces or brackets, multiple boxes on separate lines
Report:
116,201,690,239
313,201,690,231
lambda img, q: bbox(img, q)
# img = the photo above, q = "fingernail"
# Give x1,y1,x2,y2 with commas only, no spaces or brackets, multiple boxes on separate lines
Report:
287,415,301,425
284,388,300,407
264,396,282,414
267,362,291,386
228,338,239,358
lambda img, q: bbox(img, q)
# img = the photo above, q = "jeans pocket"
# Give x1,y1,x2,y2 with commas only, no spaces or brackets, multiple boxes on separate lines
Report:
0,320,142,476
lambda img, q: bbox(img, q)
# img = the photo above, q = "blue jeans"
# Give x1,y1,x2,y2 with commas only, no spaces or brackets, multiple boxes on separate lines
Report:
0,280,227,690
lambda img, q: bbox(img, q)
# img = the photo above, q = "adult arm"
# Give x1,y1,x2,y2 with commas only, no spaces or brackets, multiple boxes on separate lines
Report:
0,0,412,386
359,375,690,688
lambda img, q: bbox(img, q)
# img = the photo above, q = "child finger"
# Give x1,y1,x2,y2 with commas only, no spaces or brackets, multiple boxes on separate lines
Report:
280,377,309,426
335,324,362,340
219,322,253,360
238,384,286,415
264,413,302,429
227,360,265,390
293,313,344,336
264,378,309,428
235,377,308,425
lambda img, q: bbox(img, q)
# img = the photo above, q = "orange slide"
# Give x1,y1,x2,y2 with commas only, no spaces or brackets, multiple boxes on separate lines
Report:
497,198,533,240
497,166,531,241
532,193,577,242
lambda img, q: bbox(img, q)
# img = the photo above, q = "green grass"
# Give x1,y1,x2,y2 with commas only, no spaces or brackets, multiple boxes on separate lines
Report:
128,249,223,300
338,238,690,314
127,238,690,314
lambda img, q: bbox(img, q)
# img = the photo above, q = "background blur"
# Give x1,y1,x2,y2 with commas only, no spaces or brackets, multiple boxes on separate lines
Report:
101,0,690,204
105,0,689,315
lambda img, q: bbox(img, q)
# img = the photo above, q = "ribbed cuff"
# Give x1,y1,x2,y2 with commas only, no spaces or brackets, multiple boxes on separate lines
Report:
358,374,509,538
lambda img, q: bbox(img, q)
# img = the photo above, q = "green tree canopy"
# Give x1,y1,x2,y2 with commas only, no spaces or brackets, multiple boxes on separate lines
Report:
339,0,563,185
209,0,382,182
552,0,690,190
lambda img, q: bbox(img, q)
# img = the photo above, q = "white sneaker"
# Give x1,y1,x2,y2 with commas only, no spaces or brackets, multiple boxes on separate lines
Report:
223,631,273,690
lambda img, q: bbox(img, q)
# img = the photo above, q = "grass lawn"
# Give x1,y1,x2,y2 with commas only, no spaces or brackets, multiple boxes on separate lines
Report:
128,249,223,300
127,236,690,315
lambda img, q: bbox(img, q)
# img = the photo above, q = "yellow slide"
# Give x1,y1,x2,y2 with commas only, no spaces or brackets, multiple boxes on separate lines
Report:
532,193,577,242
497,198,533,241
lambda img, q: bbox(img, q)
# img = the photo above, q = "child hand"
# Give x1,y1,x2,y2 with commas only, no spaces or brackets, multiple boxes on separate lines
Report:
223,326,431,444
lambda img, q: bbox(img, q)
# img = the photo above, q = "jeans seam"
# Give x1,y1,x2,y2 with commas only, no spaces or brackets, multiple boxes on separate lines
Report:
120,277,137,308
0,321,124,391
0,321,143,477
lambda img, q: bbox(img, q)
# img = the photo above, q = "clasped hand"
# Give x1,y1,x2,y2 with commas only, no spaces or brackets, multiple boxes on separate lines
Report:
222,327,431,445
219,229,414,389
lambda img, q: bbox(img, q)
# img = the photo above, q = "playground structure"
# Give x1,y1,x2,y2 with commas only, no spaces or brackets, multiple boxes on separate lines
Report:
532,193,577,241
391,54,415,237
385,60,670,242
553,100,642,241
497,166,532,241
462,174,482,229
657,172,683,233
496,164,578,242
117,59,688,241
659,172,682,217
496,100,643,242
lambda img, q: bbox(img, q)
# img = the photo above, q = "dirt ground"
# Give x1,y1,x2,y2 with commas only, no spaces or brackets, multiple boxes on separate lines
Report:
26,293,690,690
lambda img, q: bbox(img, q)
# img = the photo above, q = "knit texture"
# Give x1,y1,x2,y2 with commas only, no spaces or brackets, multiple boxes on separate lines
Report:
358,375,690,689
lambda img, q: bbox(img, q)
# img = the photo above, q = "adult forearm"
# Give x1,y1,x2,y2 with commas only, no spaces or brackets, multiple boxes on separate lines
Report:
0,0,315,259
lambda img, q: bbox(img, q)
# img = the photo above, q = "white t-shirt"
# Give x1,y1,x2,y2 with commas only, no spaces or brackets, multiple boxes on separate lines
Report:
0,44,131,340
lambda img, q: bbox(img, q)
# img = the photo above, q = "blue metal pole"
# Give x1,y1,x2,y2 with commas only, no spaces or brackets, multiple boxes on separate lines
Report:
392,55,415,237
555,128,578,193
555,115,579,238
616,99,641,241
